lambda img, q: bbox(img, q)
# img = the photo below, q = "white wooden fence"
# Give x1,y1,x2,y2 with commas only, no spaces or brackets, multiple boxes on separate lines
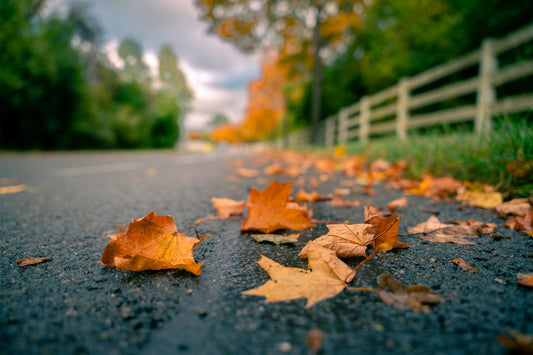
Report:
274,22,533,148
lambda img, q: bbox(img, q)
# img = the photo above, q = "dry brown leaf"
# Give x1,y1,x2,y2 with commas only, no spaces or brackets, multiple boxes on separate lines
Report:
0,184,27,195
243,242,352,307
498,330,533,354
377,272,443,313
299,223,374,258
387,197,408,211
449,219,496,236
251,234,299,245
264,163,283,175
516,272,533,287
408,216,479,245
505,210,533,236
450,257,478,272
15,256,52,267
241,180,315,233
364,205,403,252
101,212,204,274
496,198,531,217
211,197,246,218
296,189,326,202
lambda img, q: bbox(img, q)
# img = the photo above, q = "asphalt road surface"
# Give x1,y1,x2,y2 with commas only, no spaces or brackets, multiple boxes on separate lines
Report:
1,150,532,355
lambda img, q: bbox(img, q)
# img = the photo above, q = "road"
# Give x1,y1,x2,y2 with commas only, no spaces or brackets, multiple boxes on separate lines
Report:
1,150,531,354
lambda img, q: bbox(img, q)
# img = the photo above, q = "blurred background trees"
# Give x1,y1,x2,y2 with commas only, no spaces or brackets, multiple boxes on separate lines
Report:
0,0,192,150
197,0,532,144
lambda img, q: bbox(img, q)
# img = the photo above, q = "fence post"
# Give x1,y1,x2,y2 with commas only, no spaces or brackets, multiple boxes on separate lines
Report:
476,38,497,134
359,96,370,143
397,78,409,139
338,108,348,144
325,116,336,146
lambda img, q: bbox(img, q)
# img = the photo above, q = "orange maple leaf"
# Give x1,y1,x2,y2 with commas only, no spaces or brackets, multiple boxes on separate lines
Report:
101,212,204,274
241,180,315,233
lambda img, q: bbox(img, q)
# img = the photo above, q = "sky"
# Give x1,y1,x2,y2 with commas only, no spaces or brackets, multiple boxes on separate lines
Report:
48,0,260,131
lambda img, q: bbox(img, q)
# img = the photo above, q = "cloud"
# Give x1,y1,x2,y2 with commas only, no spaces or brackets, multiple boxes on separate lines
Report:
50,0,260,131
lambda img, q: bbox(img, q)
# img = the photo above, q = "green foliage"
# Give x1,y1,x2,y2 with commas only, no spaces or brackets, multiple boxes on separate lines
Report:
344,116,533,198
0,1,189,150
286,0,533,128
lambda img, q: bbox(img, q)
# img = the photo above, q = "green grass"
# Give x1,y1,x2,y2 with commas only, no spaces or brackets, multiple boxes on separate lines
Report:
341,117,533,198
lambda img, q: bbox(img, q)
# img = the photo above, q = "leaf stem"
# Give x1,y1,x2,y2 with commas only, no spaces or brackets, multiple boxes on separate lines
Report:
353,249,379,272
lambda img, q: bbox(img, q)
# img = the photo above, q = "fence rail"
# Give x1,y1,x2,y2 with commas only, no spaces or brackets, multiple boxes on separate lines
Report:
274,22,533,148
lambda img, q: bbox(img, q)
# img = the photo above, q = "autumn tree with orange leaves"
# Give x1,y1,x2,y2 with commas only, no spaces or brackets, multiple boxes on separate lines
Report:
195,0,362,144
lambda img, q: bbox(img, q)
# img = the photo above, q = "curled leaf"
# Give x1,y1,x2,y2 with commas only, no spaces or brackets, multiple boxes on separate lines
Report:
251,234,299,245
377,272,443,313
15,256,52,267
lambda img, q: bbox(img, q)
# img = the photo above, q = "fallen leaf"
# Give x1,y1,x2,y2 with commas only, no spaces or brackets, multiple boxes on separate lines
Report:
449,219,496,236
421,232,476,245
505,210,533,236
364,205,402,252
498,330,533,354
363,185,376,196
251,234,299,245
264,163,283,175
516,272,533,287
496,198,531,217
211,197,246,218
377,272,443,313
243,242,352,307
101,212,204,274
387,197,408,211
241,180,315,233
307,328,324,354
0,184,27,195
408,215,479,245
333,187,351,196
236,168,260,178
314,159,337,173
326,195,362,207
450,258,478,272
15,256,52,267
299,223,374,258
296,189,327,202
407,174,463,198
457,190,503,209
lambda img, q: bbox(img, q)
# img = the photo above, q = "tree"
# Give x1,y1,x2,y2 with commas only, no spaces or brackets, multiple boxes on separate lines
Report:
158,45,193,106
118,38,150,83
195,0,362,144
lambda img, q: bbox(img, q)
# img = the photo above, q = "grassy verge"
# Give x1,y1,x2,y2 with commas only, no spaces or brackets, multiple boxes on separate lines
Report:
341,118,533,198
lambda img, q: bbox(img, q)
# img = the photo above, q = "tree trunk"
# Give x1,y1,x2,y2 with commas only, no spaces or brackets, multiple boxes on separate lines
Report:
310,5,323,145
